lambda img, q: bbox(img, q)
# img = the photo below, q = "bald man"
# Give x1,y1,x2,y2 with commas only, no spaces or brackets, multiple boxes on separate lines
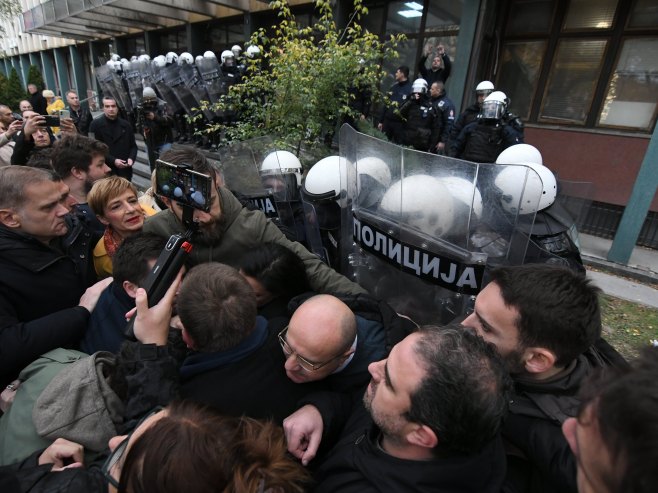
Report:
279,294,387,390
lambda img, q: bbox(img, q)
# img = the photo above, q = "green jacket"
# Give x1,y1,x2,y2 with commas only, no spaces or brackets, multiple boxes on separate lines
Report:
143,186,366,296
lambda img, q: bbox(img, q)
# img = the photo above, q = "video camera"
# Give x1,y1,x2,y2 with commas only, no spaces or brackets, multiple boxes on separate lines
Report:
124,160,213,339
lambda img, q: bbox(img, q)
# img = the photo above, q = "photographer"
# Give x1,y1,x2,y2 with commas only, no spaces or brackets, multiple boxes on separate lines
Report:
0,105,22,167
137,87,174,172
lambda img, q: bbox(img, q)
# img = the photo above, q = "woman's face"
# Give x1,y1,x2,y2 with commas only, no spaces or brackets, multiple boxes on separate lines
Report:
100,190,144,237
239,271,274,306
106,409,167,492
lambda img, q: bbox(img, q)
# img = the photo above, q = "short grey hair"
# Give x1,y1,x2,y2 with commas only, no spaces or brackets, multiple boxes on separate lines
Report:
0,167,59,210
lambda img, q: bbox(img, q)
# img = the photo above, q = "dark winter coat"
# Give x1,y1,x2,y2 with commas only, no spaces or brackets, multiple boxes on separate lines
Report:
0,223,94,388
68,106,93,135
418,53,452,85
399,95,440,152
89,115,137,179
314,402,507,493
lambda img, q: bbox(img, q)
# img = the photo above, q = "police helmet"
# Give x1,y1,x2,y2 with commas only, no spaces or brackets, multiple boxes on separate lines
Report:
221,50,235,66
379,175,455,238
437,176,483,219
138,54,151,63
110,53,121,62
246,45,261,58
303,156,343,201
411,78,428,94
130,55,138,63
165,52,178,64
153,55,166,68
262,150,303,187
495,144,556,213
195,55,204,65
203,50,216,59
231,45,242,57
142,86,157,102
481,91,508,120
475,80,494,97
178,52,194,65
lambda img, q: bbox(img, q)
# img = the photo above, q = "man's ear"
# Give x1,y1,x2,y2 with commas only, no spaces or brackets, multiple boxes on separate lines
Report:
181,328,196,350
523,347,557,375
406,424,438,450
70,167,85,181
0,209,20,228
122,280,139,299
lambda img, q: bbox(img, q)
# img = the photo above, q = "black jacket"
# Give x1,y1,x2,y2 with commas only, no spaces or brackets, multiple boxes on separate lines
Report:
118,317,323,425
502,343,623,493
0,222,94,388
399,95,441,152
29,93,47,116
315,401,507,493
68,106,93,135
450,103,480,144
418,53,452,85
0,451,105,493
89,115,137,166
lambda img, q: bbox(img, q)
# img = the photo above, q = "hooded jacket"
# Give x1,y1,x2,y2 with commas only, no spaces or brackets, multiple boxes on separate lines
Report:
0,226,92,388
143,185,365,296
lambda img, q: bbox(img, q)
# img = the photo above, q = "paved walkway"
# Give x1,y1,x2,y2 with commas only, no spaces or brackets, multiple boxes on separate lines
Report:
586,269,658,309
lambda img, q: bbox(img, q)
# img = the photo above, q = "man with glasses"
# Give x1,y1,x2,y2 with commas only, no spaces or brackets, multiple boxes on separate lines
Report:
117,262,324,425
280,294,387,391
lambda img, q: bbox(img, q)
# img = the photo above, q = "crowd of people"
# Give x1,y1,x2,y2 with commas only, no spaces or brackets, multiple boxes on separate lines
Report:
0,43,656,493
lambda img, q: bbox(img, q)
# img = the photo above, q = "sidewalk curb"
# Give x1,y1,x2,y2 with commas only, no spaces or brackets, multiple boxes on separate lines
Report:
583,255,658,287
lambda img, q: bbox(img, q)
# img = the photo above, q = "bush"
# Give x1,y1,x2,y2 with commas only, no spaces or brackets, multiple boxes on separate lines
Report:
5,68,26,111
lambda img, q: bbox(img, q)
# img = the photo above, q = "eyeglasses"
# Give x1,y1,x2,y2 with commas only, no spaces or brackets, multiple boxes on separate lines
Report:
278,326,343,372
102,406,164,488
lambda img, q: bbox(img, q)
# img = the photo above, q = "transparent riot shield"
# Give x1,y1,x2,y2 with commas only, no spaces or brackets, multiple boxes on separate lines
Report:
218,137,325,259
339,125,542,325
163,64,199,116
197,57,224,112
124,64,144,109
152,65,183,114
179,63,214,121
95,65,132,112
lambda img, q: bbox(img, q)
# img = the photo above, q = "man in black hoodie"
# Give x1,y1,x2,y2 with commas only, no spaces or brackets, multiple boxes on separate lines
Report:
284,325,510,492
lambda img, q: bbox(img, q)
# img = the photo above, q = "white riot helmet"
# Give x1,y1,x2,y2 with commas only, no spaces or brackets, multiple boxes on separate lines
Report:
178,52,194,65
142,86,157,101
496,143,543,167
411,78,428,94
153,55,166,68
246,45,261,58
110,53,120,62
203,50,216,59
231,45,242,57
165,52,178,64
195,55,204,65
121,60,131,72
262,150,303,187
221,50,235,66
495,144,556,213
130,55,138,63
475,80,494,98
138,54,151,63
437,176,483,219
303,156,343,200
379,175,455,238
106,60,118,71
481,91,508,120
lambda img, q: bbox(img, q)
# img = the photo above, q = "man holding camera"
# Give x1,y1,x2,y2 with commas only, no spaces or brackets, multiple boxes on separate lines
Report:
0,105,22,167
137,87,173,172
89,97,138,182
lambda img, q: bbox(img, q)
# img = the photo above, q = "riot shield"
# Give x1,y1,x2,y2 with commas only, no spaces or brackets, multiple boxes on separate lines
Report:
179,63,214,121
95,65,132,112
163,64,200,116
218,137,324,259
124,64,144,109
339,124,542,325
197,57,225,107
152,64,183,114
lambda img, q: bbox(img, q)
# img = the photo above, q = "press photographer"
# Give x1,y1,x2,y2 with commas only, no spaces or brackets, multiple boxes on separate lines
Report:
137,87,174,171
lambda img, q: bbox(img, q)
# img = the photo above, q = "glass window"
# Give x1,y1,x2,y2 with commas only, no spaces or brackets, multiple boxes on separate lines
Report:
505,0,556,35
563,0,618,30
539,39,607,124
362,4,385,34
425,1,462,30
386,1,423,35
420,35,458,68
598,38,658,130
627,0,658,29
497,41,547,119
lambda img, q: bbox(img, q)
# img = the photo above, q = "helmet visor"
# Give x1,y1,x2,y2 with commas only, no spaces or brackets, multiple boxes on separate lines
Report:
481,100,505,120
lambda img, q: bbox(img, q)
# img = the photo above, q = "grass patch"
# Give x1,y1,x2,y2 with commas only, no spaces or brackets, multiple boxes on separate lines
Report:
600,295,658,360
